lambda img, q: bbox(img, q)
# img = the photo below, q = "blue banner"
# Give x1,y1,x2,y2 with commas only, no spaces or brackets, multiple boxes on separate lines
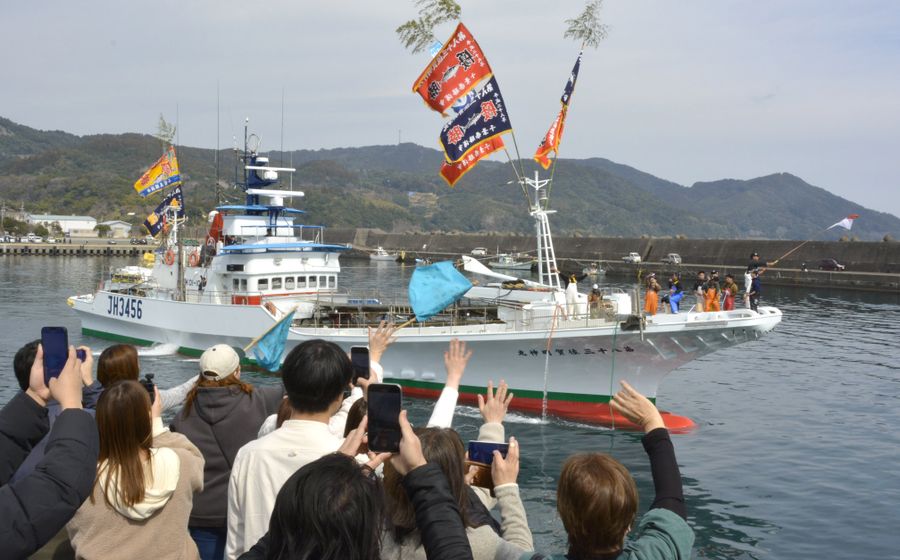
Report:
143,186,184,236
439,76,512,163
252,311,296,371
408,261,473,322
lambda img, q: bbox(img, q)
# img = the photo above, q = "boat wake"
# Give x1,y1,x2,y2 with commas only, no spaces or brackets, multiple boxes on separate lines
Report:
137,343,180,357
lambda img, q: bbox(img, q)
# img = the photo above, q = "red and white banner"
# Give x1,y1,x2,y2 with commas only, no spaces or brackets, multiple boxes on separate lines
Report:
827,213,860,230
440,136,505,187
412,23,492,115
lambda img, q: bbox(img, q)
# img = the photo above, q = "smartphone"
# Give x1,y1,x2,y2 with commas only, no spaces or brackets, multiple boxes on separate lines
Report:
367,383,402,453
350,346,370,383
141,373,156,405
41,326,69,385
467,441,510,465
76,348,87,362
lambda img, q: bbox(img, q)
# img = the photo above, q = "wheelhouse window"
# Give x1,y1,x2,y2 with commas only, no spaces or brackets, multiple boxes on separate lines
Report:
233,279,240,291
272,278,282,290
328,276,336,288
298,276,307,288
240,279,247,291
258,279,268,291
308,276,317,288
285,277,295,290
319,275,327,288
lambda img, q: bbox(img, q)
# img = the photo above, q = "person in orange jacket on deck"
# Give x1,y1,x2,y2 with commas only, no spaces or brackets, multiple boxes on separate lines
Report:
705,271,721,312
644,279,660,316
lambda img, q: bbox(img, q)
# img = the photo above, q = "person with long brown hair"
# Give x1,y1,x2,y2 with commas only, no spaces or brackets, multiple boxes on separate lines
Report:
171,344,283,560
96,344,199,412
66,380,205,559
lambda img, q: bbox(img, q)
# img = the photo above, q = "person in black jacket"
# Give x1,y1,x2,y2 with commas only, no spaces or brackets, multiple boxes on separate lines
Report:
0,344,99,559
238,414,474,560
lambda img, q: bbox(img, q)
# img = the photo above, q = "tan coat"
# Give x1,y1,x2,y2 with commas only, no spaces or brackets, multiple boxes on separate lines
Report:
66,425,204,560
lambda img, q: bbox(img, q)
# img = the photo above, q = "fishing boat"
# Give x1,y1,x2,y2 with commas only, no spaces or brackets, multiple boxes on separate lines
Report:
369,247,398,262
68,128,782,429
488,253,535,271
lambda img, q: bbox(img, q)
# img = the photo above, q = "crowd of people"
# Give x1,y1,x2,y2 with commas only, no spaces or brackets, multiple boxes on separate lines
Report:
642,252,777,315
1,322,695,560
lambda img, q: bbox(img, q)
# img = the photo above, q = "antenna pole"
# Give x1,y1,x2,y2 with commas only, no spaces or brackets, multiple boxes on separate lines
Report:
215,82,221,205
280,87,285,167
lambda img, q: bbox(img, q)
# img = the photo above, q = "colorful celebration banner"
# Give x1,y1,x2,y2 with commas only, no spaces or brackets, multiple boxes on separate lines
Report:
134,146,183,198
439,77,512,163
440,136,505,187
143,185,184,236
534,53,582,169
412,23,492,115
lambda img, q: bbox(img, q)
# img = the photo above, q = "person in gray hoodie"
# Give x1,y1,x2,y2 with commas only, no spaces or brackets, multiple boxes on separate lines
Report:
171,344,284,560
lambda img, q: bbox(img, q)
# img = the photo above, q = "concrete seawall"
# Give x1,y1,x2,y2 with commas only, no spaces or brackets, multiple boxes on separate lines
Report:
328,228,900,293
1,242,154,257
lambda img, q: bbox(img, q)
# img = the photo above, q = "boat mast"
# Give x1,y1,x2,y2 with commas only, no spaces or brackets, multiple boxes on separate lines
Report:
524,171,561,289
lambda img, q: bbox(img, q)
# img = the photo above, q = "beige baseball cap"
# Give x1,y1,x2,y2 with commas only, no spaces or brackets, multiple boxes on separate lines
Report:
199,344,240,380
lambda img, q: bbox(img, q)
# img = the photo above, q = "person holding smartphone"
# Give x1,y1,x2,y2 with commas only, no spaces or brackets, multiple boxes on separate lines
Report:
0,344,99,558
524,381,694,560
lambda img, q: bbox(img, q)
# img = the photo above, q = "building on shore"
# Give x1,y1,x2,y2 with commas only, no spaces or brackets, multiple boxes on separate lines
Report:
98,220,132,238
27,214,97,237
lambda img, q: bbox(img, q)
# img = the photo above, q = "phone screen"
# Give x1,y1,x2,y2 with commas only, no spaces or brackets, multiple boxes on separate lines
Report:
350,346,370,383
41,326,69,385
467,441,510,465
367,383,402,453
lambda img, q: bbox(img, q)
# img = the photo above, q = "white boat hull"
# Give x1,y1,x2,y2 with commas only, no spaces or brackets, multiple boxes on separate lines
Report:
71,290,781,429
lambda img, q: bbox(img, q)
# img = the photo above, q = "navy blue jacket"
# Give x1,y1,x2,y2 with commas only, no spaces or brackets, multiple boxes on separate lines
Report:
0,392,99,558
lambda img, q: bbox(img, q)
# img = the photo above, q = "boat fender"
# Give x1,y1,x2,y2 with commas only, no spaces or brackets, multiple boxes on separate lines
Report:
164,249,175,266
188,250,200,267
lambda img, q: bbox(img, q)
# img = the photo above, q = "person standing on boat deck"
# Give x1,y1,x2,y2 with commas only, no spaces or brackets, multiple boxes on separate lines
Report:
170,344,284,560
705,271,721,312
722,274,739,311
745,252,777,308
644,279,660,316
748,270,763,312
588,284,602,319
692,271,707,312
667,274,684,313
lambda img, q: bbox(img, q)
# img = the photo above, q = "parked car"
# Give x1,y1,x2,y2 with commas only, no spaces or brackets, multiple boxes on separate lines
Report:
661,253,682,265
471,247,488,256
818,258,845,271
130,238,148,245
107,239,117,245
46,238,57,244
622,252,642,264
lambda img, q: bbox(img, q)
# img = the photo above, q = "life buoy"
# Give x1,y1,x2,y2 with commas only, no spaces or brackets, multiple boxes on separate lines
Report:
164,249,175,266
188,251,200,267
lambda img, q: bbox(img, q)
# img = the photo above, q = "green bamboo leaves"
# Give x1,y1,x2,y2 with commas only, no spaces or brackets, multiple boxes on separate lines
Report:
564,1,609,48
396,0,462,54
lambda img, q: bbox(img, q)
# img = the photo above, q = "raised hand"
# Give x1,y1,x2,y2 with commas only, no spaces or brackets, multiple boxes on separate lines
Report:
77,345,94,386
368,321,398,364
150,385,162,419
610,380,665,433
26,344,51,406
491,437,520,487
48,346,84,411
443,338,473,389
478,379,513,424
389,410,427,476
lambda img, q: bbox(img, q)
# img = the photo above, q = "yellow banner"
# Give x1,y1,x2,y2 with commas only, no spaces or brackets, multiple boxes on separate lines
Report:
134,146,182,197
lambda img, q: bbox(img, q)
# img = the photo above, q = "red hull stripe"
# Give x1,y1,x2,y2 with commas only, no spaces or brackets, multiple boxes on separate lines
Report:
391,379,697,433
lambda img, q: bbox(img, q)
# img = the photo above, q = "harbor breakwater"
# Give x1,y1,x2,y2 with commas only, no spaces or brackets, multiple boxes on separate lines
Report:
330,229,900,293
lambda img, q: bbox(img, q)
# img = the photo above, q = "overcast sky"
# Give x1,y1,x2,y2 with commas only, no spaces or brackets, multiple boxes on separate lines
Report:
4,1,899,216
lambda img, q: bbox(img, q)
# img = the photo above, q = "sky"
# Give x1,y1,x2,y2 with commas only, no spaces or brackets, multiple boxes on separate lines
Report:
3,0,899,216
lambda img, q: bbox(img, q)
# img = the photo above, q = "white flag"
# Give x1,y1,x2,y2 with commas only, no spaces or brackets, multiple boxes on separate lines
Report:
827,214,860,230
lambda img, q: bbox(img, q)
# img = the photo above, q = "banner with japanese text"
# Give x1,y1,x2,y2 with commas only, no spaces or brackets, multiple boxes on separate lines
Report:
533,53,582,169
143,185,184,236
134,145,183,197
439,77,511,163
412,23,492,115
440,136,505,187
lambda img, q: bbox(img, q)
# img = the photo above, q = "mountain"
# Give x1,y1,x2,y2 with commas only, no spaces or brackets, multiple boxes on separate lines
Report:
0,116,898,241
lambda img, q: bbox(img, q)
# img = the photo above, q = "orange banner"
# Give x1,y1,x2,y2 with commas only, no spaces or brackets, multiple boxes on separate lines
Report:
533,107,567,170
440,136,505,187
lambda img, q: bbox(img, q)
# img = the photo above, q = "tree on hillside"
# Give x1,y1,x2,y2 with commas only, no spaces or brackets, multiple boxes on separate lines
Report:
50,221,63,236
94,223,111,238
33,224,49,238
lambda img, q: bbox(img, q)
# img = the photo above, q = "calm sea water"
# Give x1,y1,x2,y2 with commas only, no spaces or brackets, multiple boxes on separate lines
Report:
1,255,899,559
